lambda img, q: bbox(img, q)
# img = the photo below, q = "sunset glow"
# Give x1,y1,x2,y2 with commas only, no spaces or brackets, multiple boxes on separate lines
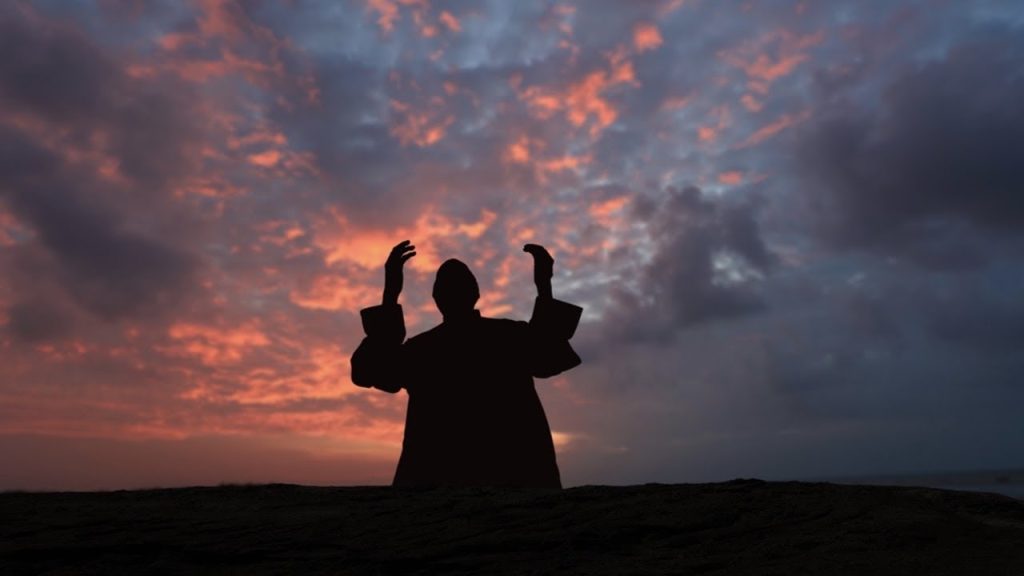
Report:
2,0,1023,490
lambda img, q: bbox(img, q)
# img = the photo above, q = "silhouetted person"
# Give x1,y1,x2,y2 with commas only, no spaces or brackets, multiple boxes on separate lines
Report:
351,241,583,488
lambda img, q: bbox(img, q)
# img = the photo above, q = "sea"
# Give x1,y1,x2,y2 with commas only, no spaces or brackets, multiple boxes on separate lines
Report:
817,469,1024,500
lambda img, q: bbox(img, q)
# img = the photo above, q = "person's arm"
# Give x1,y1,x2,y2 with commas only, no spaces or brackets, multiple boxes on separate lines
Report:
350,241,416,393
523,244,583,378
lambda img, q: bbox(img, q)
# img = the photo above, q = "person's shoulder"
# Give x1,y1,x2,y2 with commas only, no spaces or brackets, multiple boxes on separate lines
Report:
405,323,445,346
480,316,528,332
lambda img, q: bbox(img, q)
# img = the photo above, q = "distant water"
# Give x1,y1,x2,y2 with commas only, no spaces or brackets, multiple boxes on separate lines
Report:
934,484,1024,499
813,469,1024,500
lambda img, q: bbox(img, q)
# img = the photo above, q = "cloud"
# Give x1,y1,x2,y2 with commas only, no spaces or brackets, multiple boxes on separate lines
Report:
633,23,663,52
602,186,774,342
3,0,1024,490
0,128,197,326
795,25,1024,253
0,5,200,329
5,298,74,343
737,109,811,148
925,285,1024,352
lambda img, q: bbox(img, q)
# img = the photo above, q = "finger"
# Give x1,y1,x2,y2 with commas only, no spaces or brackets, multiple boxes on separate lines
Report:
401,251,417,262
392,240,412,251
402,244,416,254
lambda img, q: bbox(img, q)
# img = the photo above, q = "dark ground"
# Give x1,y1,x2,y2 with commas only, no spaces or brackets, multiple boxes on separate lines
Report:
2,480,1023,575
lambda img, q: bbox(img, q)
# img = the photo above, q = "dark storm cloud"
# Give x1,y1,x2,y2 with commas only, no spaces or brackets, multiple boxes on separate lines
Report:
0,126,196,324
0,4,200,190
925,284,1024,352
0,4,199,332
604,186,774,342
6,298,73,342
796,24,1024,256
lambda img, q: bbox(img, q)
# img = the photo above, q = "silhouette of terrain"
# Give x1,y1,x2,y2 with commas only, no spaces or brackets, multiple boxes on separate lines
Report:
3,481,1023,575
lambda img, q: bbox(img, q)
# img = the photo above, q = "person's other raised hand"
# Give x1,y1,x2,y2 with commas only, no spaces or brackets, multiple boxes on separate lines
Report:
523,244,553,299
383,240,416,305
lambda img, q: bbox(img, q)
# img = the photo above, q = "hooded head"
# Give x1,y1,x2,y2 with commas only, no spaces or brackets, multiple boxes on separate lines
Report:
432,258,479,319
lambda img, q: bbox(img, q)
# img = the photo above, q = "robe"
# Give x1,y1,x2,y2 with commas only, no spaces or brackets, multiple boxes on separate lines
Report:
351,297,583,488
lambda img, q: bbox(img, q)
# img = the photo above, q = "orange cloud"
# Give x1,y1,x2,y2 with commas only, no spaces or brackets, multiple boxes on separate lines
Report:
33,341,91,363
166,322,270,366
505,135,532,164
247,149,281,167
439,11,460,32
633,23,663,52
588,195,630,227
157,32,194,52
737,109,812,148
366,0,400,33
228,126,288,150
258,220,307,247
536,154,591,174
174,177,246,204
697,105,732,143
314,207,498,273
503,135,592,182
718,171,744,185
146,0,302,91
389,99,454,147
366,0,435,35
0,111,143,188
410,7,438,38
517,45,643,140
520,72,619,139
658,0,687,17
719,30,824,95
219,345,359,405
661,95,691,111
476,289,514,318
741,93,764,112
698,126,717,142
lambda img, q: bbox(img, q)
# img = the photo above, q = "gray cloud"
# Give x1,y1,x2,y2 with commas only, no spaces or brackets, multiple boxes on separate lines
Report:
0,5,200,333
601,186,774,343
796,24,1024,256
0,128,197,325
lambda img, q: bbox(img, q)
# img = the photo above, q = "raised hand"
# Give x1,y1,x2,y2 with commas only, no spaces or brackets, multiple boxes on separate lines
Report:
383,240,416,305
523,244,554,300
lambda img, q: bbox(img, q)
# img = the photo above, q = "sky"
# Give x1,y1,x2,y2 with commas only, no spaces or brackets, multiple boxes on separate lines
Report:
1,0,1023,491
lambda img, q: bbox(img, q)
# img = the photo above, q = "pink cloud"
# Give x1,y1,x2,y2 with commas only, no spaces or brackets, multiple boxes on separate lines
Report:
165,321,270,366
717,171,745,185
697,105,733,143
365,0,400,33
313,206,498,274
439,10,461,33
719,29,824,101
737,109,812,148
247,149,282,167
633,23,663,52
389,99,454,147
289,274,377,312
502,135,593,182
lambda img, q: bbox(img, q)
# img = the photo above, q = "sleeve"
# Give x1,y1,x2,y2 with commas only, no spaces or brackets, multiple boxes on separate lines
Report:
350,304,408,393
526,297,584,378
